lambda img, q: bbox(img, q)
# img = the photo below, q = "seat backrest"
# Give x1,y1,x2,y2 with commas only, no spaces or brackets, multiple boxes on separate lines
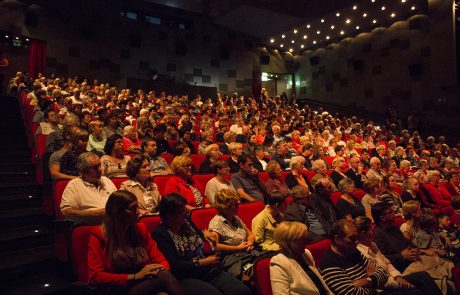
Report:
280,171,290,182
190,154,207,171
306,239,331,265
139,215,161,233
110,177,128,189
53,179,70,220
71,225,98,283
191,207,218,230
35,134,47,160
191,174,215,196
153,175,171,196
191,142,201,153
329,191,342,206
254,257,272,295
324,156,334,168
352,189,366,201
237,201,265,230
160,153,174,164
258,172,270,183
303,170,316,181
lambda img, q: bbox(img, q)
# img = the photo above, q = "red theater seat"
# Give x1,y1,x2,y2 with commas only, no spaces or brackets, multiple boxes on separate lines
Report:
110,177,128,189
191,174,214,195
237,201,265,230
352,189,366,201
254,257,272,295
53,179,70,220
190,154,206,171
139,215,161,233
71,225,97,284
191,207,218,230
153,175,171,196
160,153,174,164
330,191,342,206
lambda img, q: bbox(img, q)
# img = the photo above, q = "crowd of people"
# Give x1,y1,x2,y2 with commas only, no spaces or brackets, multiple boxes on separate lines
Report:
10,70,460,294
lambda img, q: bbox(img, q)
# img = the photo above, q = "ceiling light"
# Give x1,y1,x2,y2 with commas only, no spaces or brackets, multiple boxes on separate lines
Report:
307,24,311,28
291,40,295,43
353,5,358,10
293,29,298,34
363,13,368,17
371,0,375,2
270,38,275,43
373,19,377,23
390,13,396,17
381,6,386,10
331,25,335,29
280,44,284,48
401,0,406,3
346,19,351,24
303,35,307,39
289,48,293,52
15,36,19,40
326,36,330,40
301,44,305,48
411,6,416,10
317,30,321,35
340,30,345,35
313,40,317,44
25,38,29,41
281,34,285,38
321,19,325,23
336,12,340,17
356,26,360,29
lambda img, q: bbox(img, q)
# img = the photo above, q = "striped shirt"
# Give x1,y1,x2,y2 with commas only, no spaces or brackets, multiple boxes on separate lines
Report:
319,248,388,295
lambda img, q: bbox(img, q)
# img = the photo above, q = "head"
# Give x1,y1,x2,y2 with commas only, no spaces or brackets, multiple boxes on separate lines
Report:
419,213,437,233
123,125,137,141
238,154,254,174
370,157,381,170
276,141,289,156
170,156,193,180
330,219,359,255
104,134,123,155
426,170,441,185
142,139,157,157
205,143,221,160
371,202,394,226
88,120,104,136
402,200,422,220
105,190,139,226
338,178,356,194
213,189,239,217
335,145,345,157
290,155,305,172
312,159,327,175
265,161,282,180
211,159,230,176
44,110,59,125
291,185,311,206
400,160,411,172
315,177,333,196
158,193,189,227
77,152,102,183
361,149,370,160
354,216,375,246
254,145,266,159
451,196,460,210
266,191,287,214
126,155,150,182
363,179,382,196
332,156,346,170
70,129,89,153
228,142,243,157
302,143,315,158
274,221,309,258
438,214,451,229
383,175,397,189
349,155,361,170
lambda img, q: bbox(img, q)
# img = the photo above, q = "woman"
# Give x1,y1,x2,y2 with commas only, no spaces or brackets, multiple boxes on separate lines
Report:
361,179,383,222
152,193,251,295
101,134,131,178
382,175,403,215
445,172,460,196
60,129,90,176
401,177,425,204
252,191,287,251
164,156,210,210
243,134,258,156
387,160,405,184
199,144,222,174
253,145,268,172
120,155,161,216
208,189,266,280
204,160,236,204
122,125,142,154
265,161,291,197
329,156,347,188
270,221,332,295
400,200,421,241
197,130,214,155
226,142,243,173
336,178,365,220
400,160,413,180
86,120,106,155
136,116,153,140
88,191,184,295
285,156,313,191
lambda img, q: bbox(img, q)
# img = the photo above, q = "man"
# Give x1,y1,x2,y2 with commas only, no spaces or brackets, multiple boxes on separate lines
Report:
49,126,80,180
154,124,173,154
271,140,291,170
366,157,386,182
301,142,315,169
360,148,372,169
230,154,266,202
35,109,62,136
60,152,117,223
284,185,330,240
63,102,82,127
312,178,337,231
236,124,250,144
319,220,390,294
346,155,367,189
143,139,173,176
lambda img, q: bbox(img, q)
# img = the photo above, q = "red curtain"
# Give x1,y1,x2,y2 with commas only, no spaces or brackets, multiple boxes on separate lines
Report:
252,71,262,99
28,39,46,79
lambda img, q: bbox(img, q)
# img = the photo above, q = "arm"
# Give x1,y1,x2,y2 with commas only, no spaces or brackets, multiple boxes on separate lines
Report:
60,182,105,219
236,188,256,202
49,162,77,180
270,260,291,295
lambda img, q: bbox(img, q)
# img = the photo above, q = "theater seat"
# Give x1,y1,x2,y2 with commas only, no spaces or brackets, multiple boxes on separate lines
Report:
352,189,366,201
139,215,161,233
110,177,128,189
237,201,265,230
71,225,97,284
306,239,331,265
53,179,70,220
153,175,171,196
160,153,174,164
190,154,206,171
254,257,272,295
191,207,218,230
191,174,214,195
330,191,342,206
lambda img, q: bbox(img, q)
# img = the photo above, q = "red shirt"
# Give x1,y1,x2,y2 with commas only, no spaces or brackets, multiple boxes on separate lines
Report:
122,136,141,153
164,176,209,208
423,183,452,207
88,223,170,286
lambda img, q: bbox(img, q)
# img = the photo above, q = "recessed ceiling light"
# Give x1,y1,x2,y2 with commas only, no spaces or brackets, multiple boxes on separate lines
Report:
336,12,340,17
373,19,377,23
307,24,311,28
303,35,307,39
317,30,321,35
340,30,345,35
291,40,295,43
300,44,305,48
270,39,275,43
411,6,416,10
280,44,284,47
331,25,335,29
321,19,325,23
293,29,298,34
381,6,386,10
363,13,367,17
356,26,360,29
281,34,285,38
390,12,396,17
15,36,19,40
353,5,358,10
289,48,293,52
5,35,9,38
25,38,29,41
313,40,317,44
401,0,406,3
326,36,330,40
371,0,375,2
346,19,351,24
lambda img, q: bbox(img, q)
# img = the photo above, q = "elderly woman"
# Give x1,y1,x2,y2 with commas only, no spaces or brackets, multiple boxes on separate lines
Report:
136,116,154,140
60,130,90,176
401,177,425,204
416,159,429,180
330,156,348,188
366,157,386,182
265,161,291,197
152,193,251,295
208,189,264,280
86,120,106,155
87,191,184,294
423,170,452,207
197,129,214,155
122,125,142,154
270,221,332,295
252,191,287,251
399,160,413,179
204,160,236,204
336,178,365,220
101,134,131,178
120,155,161,216
199,144,222,174
164,156,210,210
375,144,390,169
445,172,460,196
285,156,313,192
310,159,338,191
226,142,243,173
393,146,406,167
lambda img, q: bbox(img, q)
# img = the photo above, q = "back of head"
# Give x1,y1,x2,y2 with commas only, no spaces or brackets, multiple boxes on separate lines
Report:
159,193,187,220
274,221,308,251
105,190,137,223
371,202,392,226
266,190,285,206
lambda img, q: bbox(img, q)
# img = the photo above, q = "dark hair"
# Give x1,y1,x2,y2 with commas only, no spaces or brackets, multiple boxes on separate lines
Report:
451,196,460,210
302,143,314,152
237,154,253,166
38,98,53,111
104,133,123,155
419,213,437,232
354,216,372,234
159,193,187,220
173,143,188,156
437,213,449,220
211,159,228,175
70,129,89,151
371,202,392,226
360,148,369,155
266,191,285,206
334,144,345,153
126,155,147,179
330,219,355,244
141,138,155,153
44,109,55,121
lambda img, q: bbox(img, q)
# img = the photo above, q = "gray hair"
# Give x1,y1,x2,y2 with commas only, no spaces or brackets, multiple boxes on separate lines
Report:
123,125,135,136
77,152,99,173
332,157,345,169
400,160,411,169
312,159,326,172
370,157,381,165
426,170,440,181
338,178,355,192
290,155,305,170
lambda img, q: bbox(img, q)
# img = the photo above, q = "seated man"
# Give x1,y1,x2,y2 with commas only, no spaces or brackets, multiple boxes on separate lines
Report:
310,159,338,191
60,152,117,224
35,109,62,137
366,157,386,182
142,139,173,176
230,154,266,202
271,140,291,170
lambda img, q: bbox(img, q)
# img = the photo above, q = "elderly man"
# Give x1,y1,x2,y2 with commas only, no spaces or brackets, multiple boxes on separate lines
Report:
60,152,117,223
366,157,386,182
271,140,291,170
311,159,338,191
230,154,266,202
346,155,367,189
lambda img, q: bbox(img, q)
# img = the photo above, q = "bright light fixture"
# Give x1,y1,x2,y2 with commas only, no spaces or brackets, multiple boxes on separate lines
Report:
293,29,298,34
353,5,358,10
331,25,335,29
356,26,360,29
291,40,295,43
303,35,307,39
289,48,293,52
307,24,311,28
301,44,305,48
317,30,321,35
326,36,330,40
363,13,367,17
281,34,285,38
390,13,396,17
280,44,284,47
270,39,275,43
340,30,345,35
336,12,340,17
411,6,415,10
381,6,386,10
346,19,351,24
313,40,317,44
321,19,325,23
373,19,377,23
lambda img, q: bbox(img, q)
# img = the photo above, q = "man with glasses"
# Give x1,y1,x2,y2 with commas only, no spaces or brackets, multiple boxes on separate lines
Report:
60,152,117,224
346,155,367,189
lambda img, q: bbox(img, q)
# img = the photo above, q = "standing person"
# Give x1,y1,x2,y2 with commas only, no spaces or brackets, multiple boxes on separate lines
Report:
88,191,184,295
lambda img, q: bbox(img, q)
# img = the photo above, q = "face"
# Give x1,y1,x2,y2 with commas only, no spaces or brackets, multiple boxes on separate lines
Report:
288,233,309,257
271,164,282,179
439,216,451,228
278,143,288,155
372,160,381,170
78,136,89,150
358,223,376,245
217,164,230,176
349,157,360,169
430,173,440,184
113,138,123,153
125,200,139,223
84,156,102,181
336,158,346,169
388,176,397,188
336,224,359,254
83,114,92,124
389,162,397,171
250,135,257,144
177,162,193,179
380,207,395,226
47,111,58,124
318,163,327,175
362,152,370,160
93,123,103,136
240,159,255,174
136,159,151,181
144,140,157,156
168,205,189,228
233,145,243,156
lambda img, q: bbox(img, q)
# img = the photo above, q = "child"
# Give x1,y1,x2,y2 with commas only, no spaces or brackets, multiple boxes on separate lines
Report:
438,214,460,255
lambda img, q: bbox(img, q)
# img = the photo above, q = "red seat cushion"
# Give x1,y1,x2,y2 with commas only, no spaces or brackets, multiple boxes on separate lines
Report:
237,201,265,231
191,207,218,231
110,177,128,190
330,191,342,206
139,215,161,233
153,175,171,196
160,153,174,164
190,154,206,171
191,174,215,195
53,180,70,220
71,225,98,283
306,238,331,265
258,172,270,183
35,134,47,160
352,189,366,201
254,257,272,295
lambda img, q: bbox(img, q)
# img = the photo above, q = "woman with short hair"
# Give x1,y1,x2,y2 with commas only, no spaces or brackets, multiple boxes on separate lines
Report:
265,161,291,197
86,120,106,155
101,134,131,178
204,160,236,204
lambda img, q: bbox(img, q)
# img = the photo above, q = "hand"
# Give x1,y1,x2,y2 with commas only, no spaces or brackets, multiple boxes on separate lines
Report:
199,254,220,266
358,163,364,173
401,248,419,261
91,208,105,217
136,264,166,280
395,276,415,289
365,262,377,275
421,248,439,256
236,242,251,251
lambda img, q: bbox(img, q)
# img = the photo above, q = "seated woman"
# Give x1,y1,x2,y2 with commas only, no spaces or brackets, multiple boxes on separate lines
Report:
204,160,236,204
252,191,287,251
330,156,347,188
88,190,184,295
226,142,243,173
60,129,90,176
101,134,131,178
197,129,214,155
445,172,460,196
361,179,383,222
199,144,221,174
164,155,210,211
86,120,106,156
285,156,313,191
122,125,142,154
152,193,251,295
336,178,365,220
209,189,266,279
399,160,413,180
382,175,403,215
270,221,332,295
121,155,161,216
265,161,291,197
400,200,421,241
388,160,405,184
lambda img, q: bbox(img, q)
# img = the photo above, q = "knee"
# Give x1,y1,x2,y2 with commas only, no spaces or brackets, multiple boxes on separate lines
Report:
158,270,179,285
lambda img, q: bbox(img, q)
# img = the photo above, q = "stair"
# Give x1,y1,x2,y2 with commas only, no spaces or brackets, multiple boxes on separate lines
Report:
0,96,72,293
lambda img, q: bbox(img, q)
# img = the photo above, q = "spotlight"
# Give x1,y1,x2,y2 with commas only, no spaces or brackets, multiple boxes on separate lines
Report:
5,35,9,38
326,36,330,40
356,26,360,29
371,0,375,2
15,36,19,40
289,48,293,52
300,44,305,48
316,30,321,35
293,29,298,34
340,30,345,35
411,6,416,10
281,34,285,38
346,19,351,24
303,35,307,39
313,40,317,44
331,25,335,29
25,38,29,41
401,0,406,2
307,24,311,28
363,13,367,17
353,5,358,10
280,44,284,48
381,6,386,10
291,40,295,43
373,19,377,23
321,19,325,23
390,13,396,17
270,39,275,43
336,12,340,17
